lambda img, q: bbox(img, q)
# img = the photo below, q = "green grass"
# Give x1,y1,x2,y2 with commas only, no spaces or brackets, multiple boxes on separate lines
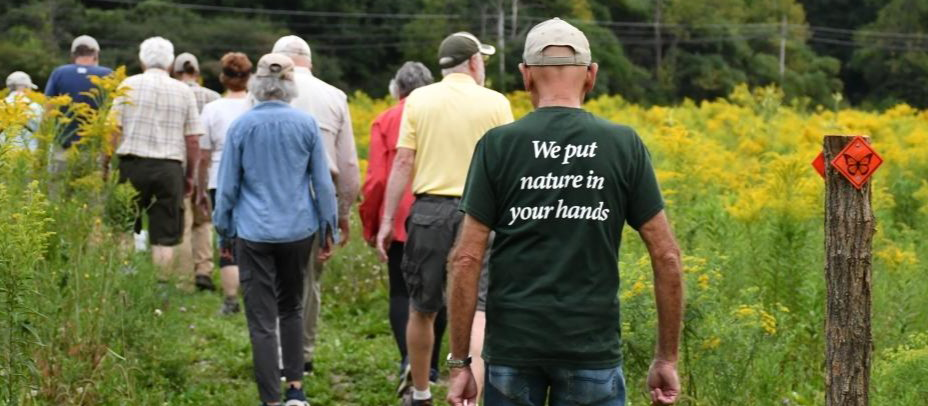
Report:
119,223,447,405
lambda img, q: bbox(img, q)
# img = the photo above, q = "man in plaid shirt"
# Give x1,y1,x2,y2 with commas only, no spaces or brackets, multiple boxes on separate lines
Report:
110,36,204,272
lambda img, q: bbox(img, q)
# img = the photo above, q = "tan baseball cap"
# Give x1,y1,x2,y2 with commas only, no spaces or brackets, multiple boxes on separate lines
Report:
255,53,295,80
71,35,100,53
6,71,37,89
438,32,495,69
523,18,591,66
272,35,312,58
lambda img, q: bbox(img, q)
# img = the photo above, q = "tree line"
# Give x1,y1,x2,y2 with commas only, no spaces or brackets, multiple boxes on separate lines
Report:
0,0,925,109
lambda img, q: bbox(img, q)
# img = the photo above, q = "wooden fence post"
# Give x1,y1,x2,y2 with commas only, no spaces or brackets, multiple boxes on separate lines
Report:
823,135,874,406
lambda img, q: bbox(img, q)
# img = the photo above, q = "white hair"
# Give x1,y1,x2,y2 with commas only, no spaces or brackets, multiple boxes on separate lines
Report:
441,55,474,77
139,37,174,70
248,76,298,103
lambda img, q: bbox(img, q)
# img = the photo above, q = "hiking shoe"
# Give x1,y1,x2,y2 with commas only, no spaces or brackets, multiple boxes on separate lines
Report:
195,274,216,292
220,297,240,315
283,384,309,406
400,391,432,406
395,362,412,398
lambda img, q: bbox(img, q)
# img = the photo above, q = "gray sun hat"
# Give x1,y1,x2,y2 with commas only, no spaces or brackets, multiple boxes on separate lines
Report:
6,71,37,90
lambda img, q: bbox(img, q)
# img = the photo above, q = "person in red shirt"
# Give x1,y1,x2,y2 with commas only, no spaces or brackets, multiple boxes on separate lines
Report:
359,61,444,389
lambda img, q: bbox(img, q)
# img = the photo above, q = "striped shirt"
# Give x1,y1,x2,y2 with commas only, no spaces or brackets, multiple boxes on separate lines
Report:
112,69,204,162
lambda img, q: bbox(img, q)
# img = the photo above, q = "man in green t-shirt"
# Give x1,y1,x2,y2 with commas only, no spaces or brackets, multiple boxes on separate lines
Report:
445,18,684,406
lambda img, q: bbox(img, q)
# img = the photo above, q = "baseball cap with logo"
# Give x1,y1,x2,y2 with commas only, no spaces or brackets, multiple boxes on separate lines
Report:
6,71,37,90
255,53,295,80
523,18,592,66
272,35,312,59
437,32,495,69
173,52,200,74
71,35,100,53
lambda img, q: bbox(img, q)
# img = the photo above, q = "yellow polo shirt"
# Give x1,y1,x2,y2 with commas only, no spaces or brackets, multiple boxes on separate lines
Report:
397,73,514,196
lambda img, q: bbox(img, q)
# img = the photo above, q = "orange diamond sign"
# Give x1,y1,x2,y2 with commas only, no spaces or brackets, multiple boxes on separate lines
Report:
830,136,883,189
812,152,826,179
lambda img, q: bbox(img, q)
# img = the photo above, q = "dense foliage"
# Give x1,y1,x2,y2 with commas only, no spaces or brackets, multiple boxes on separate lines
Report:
1,0,928,108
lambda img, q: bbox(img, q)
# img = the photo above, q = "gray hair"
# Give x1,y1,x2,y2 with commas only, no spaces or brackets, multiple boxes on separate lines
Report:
248,76,298,103
139,36,174,70
389,61,433,100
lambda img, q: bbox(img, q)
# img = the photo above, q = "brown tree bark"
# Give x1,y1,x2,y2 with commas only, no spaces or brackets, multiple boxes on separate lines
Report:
823,135,874,406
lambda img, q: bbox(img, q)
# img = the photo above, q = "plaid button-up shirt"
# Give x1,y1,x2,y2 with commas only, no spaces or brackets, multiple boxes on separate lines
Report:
186,82,220,112
113,69,204,162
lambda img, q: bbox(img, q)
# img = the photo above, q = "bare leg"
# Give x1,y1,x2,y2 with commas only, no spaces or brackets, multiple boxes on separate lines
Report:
470,310,487,404
220,265,240,297
151,245,175,271
407,308,437,392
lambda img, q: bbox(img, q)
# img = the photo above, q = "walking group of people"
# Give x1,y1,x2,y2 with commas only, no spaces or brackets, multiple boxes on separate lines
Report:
5,17,684,406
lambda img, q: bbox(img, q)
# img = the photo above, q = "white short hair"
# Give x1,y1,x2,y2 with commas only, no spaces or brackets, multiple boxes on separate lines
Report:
139,37,174,70
440,55,474,77
248,76,299,103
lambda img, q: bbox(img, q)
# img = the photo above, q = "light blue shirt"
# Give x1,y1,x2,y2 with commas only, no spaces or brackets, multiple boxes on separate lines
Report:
213,100,338,243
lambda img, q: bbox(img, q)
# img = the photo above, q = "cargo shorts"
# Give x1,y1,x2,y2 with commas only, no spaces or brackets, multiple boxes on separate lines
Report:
402,195,464,313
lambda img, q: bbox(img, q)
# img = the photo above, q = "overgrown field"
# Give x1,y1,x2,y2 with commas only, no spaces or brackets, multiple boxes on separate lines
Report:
1,76,926,405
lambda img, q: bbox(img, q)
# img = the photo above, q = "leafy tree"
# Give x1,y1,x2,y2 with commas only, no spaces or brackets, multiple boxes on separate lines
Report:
660,0,841,105
850,0,928,108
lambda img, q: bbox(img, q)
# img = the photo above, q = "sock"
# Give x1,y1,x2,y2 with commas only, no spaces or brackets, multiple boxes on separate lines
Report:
412,388,432,400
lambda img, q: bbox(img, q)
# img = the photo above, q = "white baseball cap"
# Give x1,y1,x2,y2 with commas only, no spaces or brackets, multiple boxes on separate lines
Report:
173,52,200,74
272,35,312,58
6,71,37,90
71,35,100,53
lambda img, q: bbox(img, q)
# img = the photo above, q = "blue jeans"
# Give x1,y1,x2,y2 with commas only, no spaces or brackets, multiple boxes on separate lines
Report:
484,364,626,406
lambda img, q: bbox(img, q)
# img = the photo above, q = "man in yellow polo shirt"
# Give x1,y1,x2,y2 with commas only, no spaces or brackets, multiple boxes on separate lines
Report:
376,31,513,406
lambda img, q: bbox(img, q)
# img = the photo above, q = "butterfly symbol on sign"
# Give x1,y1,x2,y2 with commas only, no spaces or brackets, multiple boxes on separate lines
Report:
844,153,873,176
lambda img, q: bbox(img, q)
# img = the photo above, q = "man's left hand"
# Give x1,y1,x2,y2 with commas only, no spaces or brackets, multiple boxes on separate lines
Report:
647,359,680,405
338,217,350,247
446,367,478,406
318,234,336,262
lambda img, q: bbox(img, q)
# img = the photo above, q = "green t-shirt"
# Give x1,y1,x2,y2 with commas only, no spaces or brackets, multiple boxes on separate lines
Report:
460,106,664,368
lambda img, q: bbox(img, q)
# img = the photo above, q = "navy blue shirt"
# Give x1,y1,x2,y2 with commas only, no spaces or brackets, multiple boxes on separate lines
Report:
44,64,113,147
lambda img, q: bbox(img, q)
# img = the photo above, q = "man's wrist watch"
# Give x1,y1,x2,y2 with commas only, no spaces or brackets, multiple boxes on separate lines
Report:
446,353,472,369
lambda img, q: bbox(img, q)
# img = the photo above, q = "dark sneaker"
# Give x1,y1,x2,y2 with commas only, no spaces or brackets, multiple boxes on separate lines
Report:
395,362,412,398
220,297,240,315
400,391,432,406
429,368,439,383
195,274,216,292
283,384,309,406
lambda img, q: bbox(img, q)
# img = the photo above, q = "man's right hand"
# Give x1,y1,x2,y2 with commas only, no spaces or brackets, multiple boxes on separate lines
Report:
647,359,680,405
374,220,393,262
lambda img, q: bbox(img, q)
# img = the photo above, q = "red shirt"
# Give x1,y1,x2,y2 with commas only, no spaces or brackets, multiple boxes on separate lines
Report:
360,100,415,243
